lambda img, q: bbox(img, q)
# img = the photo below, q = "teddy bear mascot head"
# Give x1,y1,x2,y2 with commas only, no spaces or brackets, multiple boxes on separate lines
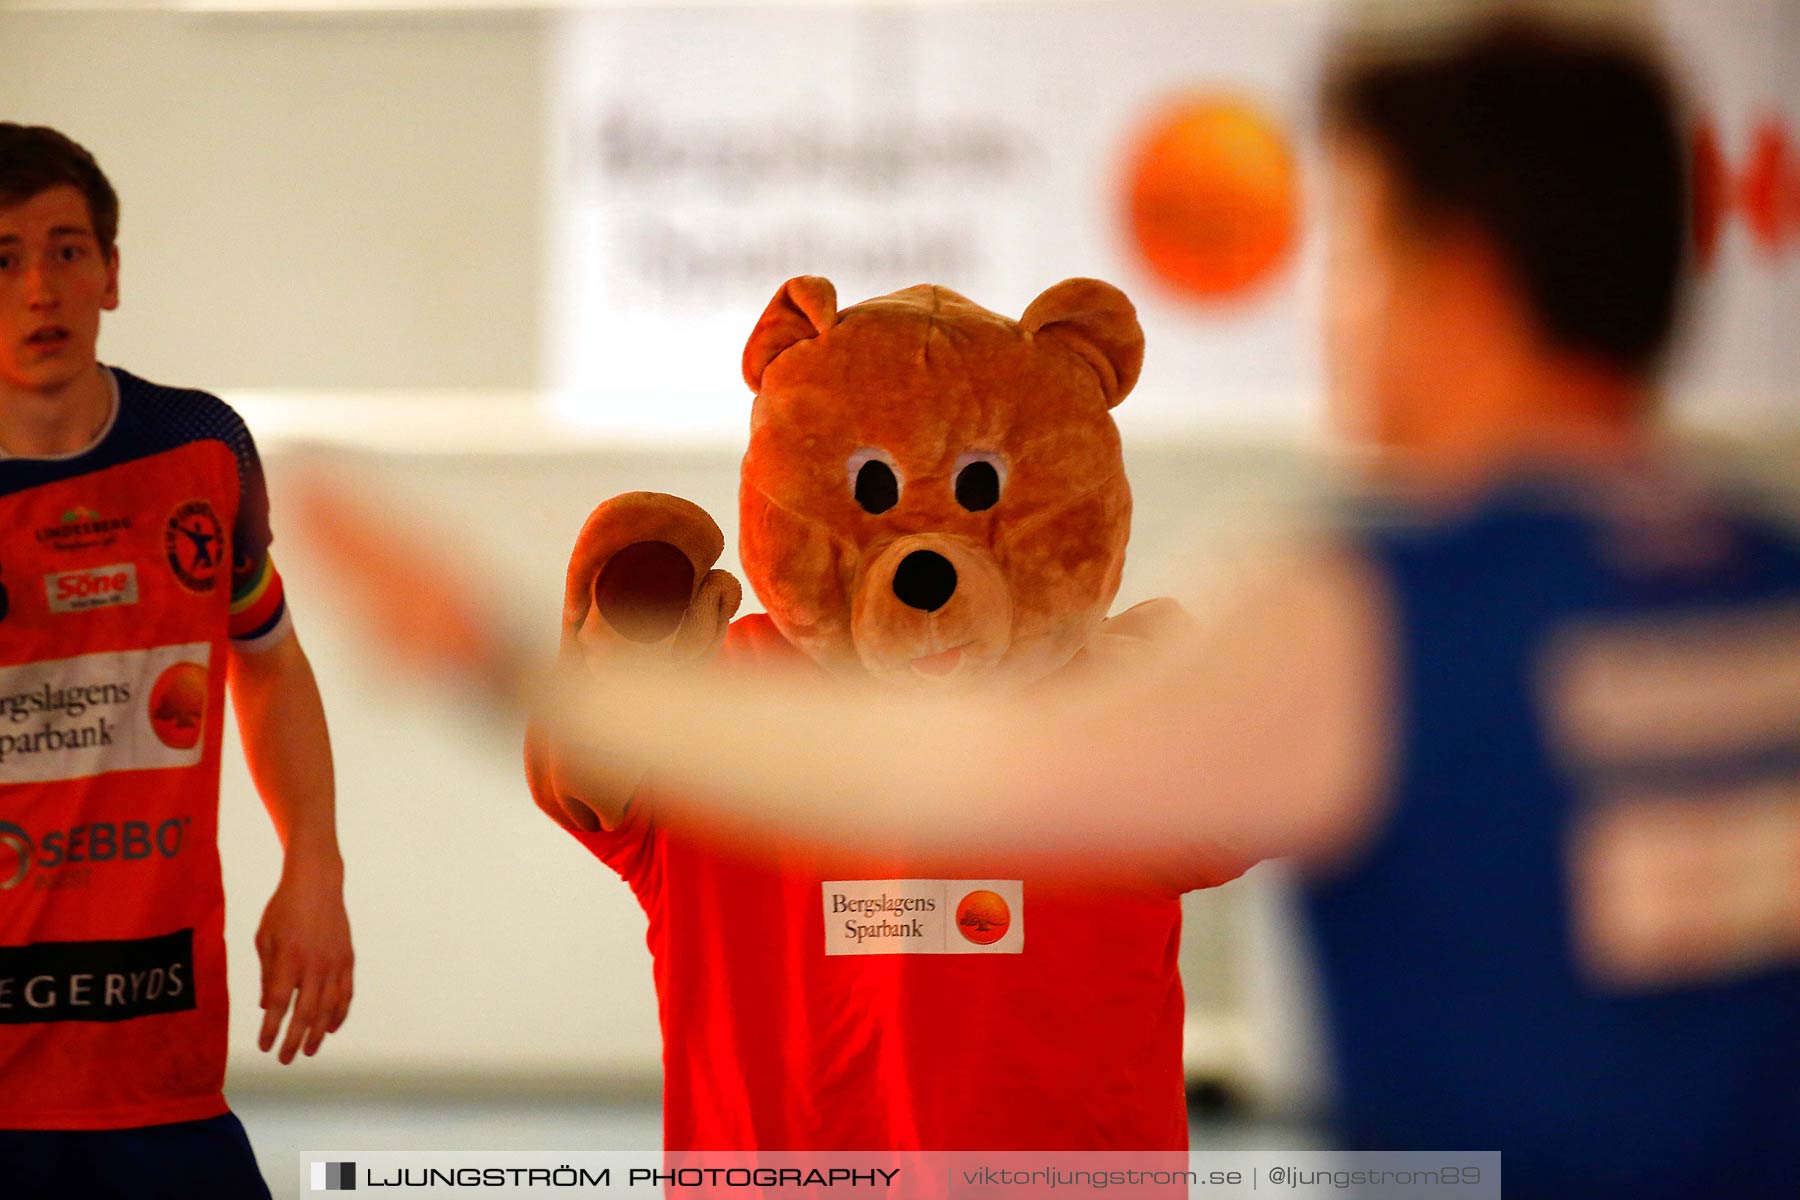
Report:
736,275,1144,691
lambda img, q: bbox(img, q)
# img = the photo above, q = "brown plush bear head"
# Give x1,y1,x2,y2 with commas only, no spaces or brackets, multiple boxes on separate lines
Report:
739,276,1142,690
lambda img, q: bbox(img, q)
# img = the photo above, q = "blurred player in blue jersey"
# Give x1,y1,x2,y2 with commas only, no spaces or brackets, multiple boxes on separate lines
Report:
306,12,1800,1198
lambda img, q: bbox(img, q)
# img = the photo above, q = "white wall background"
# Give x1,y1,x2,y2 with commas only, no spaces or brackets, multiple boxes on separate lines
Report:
0,8,546,392
5,1,1793,432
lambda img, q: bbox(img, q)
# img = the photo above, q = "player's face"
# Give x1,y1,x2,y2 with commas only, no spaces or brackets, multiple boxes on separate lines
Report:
0,184,118,395
1322,136,1456,461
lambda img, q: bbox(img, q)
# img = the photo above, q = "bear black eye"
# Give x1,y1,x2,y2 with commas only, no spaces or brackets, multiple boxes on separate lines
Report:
854,459,900,514
954,460,1002,512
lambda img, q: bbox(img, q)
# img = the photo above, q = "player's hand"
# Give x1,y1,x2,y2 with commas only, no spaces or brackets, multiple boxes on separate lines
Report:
256,850,355,1063
1571,791,1800,988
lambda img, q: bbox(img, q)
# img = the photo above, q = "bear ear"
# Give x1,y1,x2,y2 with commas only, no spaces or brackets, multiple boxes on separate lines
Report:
743,275,840,393
1019,278,1144,408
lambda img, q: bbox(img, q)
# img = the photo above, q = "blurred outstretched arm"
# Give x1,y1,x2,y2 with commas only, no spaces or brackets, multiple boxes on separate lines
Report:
297,478,1392,868
543,548,1392,865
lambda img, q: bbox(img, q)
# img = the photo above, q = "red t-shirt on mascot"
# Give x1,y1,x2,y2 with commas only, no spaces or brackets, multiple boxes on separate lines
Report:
570,613,1248,1151
0,367,290,1130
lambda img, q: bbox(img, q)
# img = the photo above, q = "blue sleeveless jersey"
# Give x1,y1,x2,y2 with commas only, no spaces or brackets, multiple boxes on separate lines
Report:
1303,474,1800,1200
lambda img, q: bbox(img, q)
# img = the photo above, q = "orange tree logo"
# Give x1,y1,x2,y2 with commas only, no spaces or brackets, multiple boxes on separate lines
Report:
1124,95,1299,300
164,499,224,593
955,889,1011,946
148,662,208,750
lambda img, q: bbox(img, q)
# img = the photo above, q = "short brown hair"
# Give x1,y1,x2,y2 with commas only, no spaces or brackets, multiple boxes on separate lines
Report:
0,124,119,256
1324,14,1687,375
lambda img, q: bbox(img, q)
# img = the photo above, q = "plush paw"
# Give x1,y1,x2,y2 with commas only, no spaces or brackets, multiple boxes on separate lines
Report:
561,492,743,669
526,492,742,834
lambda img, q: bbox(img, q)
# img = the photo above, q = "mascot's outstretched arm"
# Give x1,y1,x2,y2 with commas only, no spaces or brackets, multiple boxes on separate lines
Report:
524,491,741,832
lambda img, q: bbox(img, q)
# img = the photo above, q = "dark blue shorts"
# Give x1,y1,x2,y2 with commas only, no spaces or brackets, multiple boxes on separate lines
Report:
0,1110,271,1199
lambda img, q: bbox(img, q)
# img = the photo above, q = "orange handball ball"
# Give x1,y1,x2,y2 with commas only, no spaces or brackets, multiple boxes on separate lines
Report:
955,889,1012,946
1125,96,1300,300
148,661,209,751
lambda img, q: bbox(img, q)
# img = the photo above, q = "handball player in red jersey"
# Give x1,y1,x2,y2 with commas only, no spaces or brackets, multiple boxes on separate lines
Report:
0,124,352,1197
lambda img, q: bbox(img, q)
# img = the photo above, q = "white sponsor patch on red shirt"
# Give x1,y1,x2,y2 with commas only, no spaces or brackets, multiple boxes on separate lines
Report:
0,643,211,784
822,879,1023,956
44,563,140,614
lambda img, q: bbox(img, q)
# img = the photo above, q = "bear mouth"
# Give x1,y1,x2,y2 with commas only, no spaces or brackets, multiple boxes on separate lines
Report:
909,643,971,677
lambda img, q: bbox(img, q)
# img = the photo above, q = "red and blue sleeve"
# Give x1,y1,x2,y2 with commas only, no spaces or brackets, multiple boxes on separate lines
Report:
224,418,291,652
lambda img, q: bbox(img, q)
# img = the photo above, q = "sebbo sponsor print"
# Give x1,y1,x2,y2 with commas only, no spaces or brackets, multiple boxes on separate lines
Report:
0,643,211,785
43,562,140,614
0,929,196,1024
822,879,1023,956
0,815,191,893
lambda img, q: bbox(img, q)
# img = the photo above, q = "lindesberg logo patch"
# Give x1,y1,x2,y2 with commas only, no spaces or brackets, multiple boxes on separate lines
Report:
823,879,1024,956
35,505,133,554
164,500,224,593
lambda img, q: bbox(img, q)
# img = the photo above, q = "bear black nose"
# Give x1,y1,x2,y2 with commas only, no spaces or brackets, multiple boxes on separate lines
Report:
892,550,958,613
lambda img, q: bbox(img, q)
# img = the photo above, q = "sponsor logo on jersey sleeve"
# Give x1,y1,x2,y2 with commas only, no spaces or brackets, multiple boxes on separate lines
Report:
0,643,211,784
43,562,140,614
822,879,1024,956
163,500,224,593
0,929,197,1024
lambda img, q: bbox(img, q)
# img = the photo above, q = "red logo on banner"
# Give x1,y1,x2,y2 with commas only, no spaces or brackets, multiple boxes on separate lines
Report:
1692,114,1799,268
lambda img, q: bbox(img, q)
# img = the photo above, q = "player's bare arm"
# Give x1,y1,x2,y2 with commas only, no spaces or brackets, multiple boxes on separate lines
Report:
228,632,354,1064
530,540,1396,867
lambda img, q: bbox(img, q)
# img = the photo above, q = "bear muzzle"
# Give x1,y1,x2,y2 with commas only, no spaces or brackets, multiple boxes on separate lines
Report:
849,534,1013,687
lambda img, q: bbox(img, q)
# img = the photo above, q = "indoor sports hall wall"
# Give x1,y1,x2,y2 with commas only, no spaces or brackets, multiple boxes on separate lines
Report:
3,0,1796,1116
